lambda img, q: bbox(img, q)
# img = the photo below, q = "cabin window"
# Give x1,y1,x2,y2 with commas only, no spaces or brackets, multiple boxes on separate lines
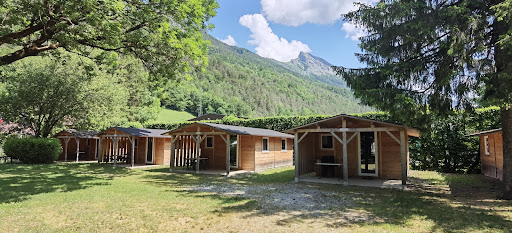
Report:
281,139,287,151
484,136,490,155
206,136,214,148
321,135,333,149
134,138,138,147
262,138,269,152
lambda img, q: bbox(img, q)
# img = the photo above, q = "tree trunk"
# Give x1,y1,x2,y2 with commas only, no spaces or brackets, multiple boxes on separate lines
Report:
501,106,512,199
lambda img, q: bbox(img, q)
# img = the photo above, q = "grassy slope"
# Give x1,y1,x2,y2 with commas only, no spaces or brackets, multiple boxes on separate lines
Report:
155,109,195,123
0,164,511,232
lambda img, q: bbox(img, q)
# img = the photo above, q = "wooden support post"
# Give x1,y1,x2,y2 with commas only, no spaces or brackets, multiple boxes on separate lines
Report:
113,137,118,166
169,136,177,172
131,136,135,168
64,138,70,162
75,138,80,163
98,138,102,163
221,134,230,177
342,119,348,186
400,131,407,186
195,135,200,174
342,131,348,186
294,132,299,182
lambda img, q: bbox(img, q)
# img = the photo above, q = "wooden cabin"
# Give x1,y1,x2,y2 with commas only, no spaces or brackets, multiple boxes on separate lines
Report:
467,129,503,180
95,127,172,167
164,122,294,175
283,114,420,186
54,129,99,162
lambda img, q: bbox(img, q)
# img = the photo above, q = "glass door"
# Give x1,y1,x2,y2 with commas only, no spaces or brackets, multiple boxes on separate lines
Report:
359,132,378,176
146,137,154,164
230,135,238,168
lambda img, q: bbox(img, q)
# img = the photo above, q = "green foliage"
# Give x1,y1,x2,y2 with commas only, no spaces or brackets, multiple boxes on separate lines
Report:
159,35,373,118
3,138,62,164
410,115,480,173
336,0,512,127
0,51,160,137
0,0,218,81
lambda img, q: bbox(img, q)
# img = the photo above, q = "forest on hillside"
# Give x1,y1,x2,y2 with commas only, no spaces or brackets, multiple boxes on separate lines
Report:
159,35,373,118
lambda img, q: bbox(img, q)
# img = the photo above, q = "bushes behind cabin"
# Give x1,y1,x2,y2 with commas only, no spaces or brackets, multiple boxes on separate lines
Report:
3,138,62,164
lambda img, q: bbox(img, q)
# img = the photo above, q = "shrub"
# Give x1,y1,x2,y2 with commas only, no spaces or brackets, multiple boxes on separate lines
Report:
3,138,62,164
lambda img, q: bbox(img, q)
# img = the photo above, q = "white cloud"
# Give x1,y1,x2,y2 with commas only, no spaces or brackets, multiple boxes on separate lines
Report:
341,22,367,41
220,35,237,46
239,14,311,62
261,0,377,26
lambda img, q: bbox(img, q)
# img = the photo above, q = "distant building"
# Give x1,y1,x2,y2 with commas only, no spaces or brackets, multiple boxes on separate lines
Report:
188,114,226,121
467,129,503,180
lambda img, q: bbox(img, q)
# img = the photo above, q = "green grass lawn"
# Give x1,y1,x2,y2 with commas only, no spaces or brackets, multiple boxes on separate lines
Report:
155,109,195,123
0,164,511,232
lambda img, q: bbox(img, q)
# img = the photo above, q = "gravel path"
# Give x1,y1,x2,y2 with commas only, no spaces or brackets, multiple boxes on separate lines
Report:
186,182,354,215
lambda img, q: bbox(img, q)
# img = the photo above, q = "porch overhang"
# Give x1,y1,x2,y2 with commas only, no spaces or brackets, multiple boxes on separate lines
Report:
286,115,418,188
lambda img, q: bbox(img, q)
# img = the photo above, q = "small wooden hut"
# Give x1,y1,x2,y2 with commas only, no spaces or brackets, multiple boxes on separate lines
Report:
283,114,420,186
54,129,99,162
95,127,172,167
467,129,503,180
164,122,294,175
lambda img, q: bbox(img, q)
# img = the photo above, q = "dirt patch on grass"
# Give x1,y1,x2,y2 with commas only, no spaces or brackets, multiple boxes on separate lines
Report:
188,183,353,214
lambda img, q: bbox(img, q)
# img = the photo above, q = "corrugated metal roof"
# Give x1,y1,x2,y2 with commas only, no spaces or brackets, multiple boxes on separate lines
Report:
55,129,99,138
466,128,502,137
107,127,171,138
169,122,294,138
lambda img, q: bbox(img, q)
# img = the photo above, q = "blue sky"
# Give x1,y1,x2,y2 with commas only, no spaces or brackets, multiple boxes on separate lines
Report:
208,0,375,68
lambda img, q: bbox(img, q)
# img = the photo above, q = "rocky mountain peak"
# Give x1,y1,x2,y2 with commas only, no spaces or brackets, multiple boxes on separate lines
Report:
290,51,335,77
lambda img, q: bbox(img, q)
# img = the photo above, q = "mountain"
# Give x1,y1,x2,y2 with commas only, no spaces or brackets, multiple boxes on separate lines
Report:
159,35,372,118
287,51,346,87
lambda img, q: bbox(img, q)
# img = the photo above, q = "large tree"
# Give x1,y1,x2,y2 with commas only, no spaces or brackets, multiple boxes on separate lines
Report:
0,0,218,79
336,0,512,198
0,53,155,137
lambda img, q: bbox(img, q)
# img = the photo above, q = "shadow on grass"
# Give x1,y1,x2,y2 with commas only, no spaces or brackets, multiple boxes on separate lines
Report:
0,163,133,204
141,169,512,232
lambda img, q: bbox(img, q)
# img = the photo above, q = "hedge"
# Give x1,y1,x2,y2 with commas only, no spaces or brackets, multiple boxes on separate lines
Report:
3,138,62,164
146,107,501,173
146,112,394,132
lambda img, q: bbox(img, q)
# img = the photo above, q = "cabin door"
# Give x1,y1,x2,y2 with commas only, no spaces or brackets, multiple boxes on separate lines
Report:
358,132,378,177
146,137,154,164
229,135,238,168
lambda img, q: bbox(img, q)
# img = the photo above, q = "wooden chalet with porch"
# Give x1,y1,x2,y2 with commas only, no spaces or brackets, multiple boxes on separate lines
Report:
283,115,420,186
54,129,99,162
164,122,294,175
95,127,172,167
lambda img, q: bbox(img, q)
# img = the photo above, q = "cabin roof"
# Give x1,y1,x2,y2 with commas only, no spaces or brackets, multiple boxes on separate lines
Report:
96,127,171,138
466,128,502,137
167,122,294,138
283,114,420,137
54,129,99,138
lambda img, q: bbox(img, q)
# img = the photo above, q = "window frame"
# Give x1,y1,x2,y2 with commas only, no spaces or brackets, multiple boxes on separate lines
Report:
262,137,270,152
484,135,490,155
281,138,287,152
320,134,334,150
206,136,214,148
